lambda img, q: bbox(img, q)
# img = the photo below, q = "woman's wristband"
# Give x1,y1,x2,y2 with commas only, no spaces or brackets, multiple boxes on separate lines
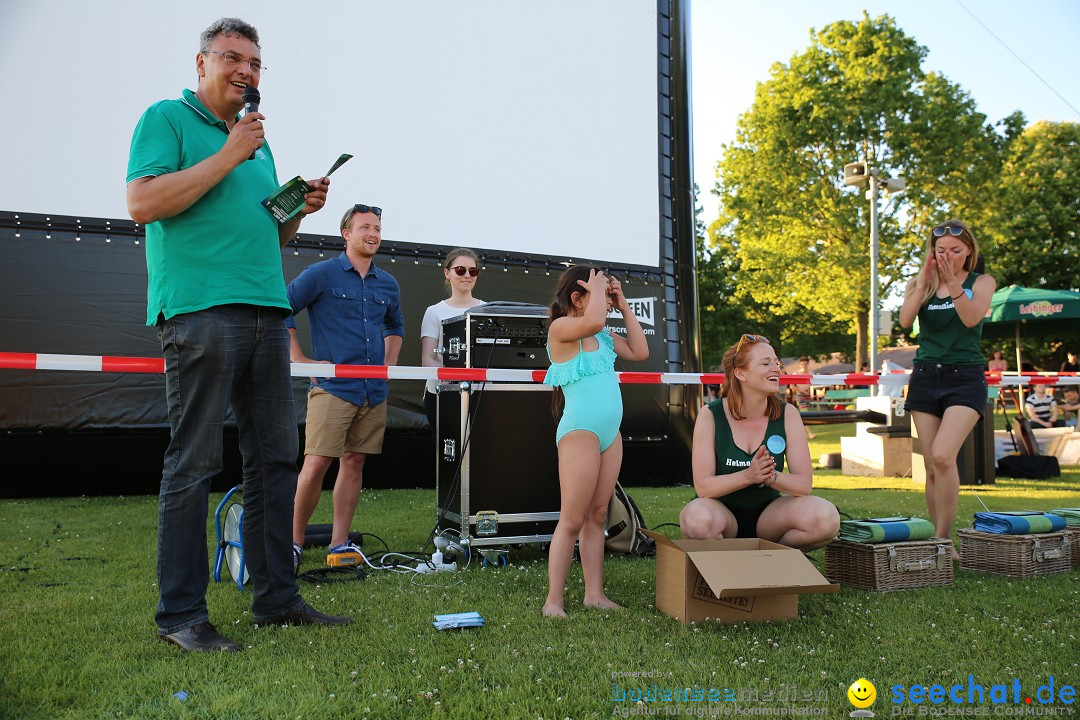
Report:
952,291,965,300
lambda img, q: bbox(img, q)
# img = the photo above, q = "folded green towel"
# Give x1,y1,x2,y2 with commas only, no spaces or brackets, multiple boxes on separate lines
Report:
838,517,936,543
1049,508,1080,527
973,511,1067,534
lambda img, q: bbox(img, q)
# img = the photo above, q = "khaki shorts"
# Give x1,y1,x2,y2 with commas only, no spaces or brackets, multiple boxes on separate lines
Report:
304,386,387,457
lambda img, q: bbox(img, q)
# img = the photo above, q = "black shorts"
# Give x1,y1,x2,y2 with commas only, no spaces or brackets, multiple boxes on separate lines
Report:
710,499,772,539
904,362,987,417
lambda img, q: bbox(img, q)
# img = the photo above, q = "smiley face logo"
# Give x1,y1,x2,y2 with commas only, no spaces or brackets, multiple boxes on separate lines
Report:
848,678,877,709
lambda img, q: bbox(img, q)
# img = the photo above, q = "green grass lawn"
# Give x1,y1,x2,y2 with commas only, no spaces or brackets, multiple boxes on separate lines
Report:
1,424,1077,719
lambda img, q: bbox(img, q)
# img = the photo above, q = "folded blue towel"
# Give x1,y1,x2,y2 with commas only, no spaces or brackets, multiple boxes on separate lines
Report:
838,517,936,543
973,511,1067,535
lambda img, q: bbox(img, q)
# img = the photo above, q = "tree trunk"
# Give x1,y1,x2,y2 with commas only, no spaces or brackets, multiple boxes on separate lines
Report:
854,309,868,373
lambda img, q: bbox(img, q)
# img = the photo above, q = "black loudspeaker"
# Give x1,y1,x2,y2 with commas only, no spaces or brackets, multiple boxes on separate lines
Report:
913,401,995,485
436,382,560,546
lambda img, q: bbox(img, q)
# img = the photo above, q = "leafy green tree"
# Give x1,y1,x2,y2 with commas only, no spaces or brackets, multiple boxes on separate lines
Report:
979,120,1080,291
698,220,850,369
710,13,1015,369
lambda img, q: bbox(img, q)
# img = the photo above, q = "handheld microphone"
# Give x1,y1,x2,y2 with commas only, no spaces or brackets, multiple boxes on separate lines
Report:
241,87,261,160
242,86,260,115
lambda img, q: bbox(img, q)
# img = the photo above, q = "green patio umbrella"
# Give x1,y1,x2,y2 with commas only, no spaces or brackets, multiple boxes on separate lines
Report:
982,285,1080,372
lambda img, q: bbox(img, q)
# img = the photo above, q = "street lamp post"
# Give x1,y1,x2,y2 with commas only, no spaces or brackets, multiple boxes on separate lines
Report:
868,174,880,375
843,161,904,378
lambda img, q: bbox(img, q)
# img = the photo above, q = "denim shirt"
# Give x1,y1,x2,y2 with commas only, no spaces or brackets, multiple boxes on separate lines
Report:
286,253,404,407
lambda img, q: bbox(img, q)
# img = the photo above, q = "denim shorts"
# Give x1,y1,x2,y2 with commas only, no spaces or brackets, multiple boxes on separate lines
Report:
904,362,987,417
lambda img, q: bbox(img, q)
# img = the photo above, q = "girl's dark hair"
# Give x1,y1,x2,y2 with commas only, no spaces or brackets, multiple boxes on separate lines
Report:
720,337,785,421
548,265,597,324
548,265,601,419
442,247,479,294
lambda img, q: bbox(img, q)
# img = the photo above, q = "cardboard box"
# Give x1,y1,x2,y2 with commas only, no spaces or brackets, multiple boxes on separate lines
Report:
642,530,838,624
841,434,913,477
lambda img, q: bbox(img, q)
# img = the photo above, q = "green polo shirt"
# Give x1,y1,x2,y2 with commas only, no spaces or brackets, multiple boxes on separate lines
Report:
127,88,290,325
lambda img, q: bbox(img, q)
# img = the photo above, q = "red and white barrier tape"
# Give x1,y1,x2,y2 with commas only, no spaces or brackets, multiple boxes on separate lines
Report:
1,352,1077,387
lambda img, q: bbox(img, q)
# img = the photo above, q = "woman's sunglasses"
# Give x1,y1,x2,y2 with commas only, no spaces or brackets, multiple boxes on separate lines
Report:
449,266,479,277
735,334,769,355
932,225,964,237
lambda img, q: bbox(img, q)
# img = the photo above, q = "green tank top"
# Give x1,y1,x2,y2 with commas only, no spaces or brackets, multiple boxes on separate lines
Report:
708,399,784,510
913,272,984,365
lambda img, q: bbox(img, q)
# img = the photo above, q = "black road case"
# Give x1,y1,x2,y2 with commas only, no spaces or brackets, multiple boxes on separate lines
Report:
436,381,560,547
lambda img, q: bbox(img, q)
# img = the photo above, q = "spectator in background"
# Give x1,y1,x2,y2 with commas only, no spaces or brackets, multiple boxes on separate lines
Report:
1025,384,1063,428
287,204,404,570
1060,351,1079,374
988,350,1007,373
704,383,721,403
1058,386,1079,428
792,356,816,440
420,248,485,438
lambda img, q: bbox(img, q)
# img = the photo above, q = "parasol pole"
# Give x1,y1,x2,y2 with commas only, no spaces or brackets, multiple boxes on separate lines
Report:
1015,321,1024,406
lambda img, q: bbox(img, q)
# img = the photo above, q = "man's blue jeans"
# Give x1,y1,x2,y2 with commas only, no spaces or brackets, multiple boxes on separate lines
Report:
155,304,304,633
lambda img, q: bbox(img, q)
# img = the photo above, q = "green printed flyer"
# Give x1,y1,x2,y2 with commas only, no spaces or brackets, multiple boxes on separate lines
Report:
261,176,313,223
260,154,353,224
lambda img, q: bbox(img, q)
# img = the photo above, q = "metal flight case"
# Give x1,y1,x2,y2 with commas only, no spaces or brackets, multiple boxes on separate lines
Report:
435,302,559,550
436,382,561,548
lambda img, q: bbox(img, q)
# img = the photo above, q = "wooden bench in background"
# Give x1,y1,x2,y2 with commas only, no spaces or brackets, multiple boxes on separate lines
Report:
805,387,872,410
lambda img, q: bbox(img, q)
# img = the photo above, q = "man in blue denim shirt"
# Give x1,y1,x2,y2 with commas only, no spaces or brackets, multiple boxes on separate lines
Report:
286,204,404,568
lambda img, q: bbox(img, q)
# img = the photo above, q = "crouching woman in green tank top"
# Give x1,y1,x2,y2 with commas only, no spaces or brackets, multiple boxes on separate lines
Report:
679,335,839,550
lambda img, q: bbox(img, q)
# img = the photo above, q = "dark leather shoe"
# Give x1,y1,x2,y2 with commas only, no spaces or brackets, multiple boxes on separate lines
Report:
257,602,352,627
161,621,240,653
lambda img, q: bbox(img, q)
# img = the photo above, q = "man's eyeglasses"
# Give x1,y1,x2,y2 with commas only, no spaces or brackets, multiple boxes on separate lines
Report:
933,225,965,237
735,334,770,355
449,266,480,277
203,50,264,74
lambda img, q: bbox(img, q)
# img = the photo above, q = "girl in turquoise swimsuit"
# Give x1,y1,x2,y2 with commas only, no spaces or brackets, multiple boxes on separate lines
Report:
541,266,648,617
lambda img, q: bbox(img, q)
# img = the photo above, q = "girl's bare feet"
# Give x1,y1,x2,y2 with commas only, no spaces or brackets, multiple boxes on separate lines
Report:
542,602,568,618
583,596,624,610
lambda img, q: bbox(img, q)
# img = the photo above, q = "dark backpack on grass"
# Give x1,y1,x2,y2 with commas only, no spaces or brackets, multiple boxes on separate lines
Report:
605,483,656,556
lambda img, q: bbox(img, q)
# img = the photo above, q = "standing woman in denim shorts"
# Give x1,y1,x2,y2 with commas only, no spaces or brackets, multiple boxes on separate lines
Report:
899,220,996,552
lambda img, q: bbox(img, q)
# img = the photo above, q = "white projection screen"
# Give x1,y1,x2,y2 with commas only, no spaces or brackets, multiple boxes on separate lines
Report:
0,0,661,267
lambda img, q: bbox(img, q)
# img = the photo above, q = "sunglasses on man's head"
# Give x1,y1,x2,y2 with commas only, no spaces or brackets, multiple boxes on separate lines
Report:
735,333,770,355
352,203,382,217
449,266,479,277
933,225,964,237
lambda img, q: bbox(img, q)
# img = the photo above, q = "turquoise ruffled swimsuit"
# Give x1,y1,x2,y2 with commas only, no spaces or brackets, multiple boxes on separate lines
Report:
544,330,622,451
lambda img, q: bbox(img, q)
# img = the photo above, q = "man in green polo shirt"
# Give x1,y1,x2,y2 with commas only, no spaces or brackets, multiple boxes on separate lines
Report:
126,17,349,653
